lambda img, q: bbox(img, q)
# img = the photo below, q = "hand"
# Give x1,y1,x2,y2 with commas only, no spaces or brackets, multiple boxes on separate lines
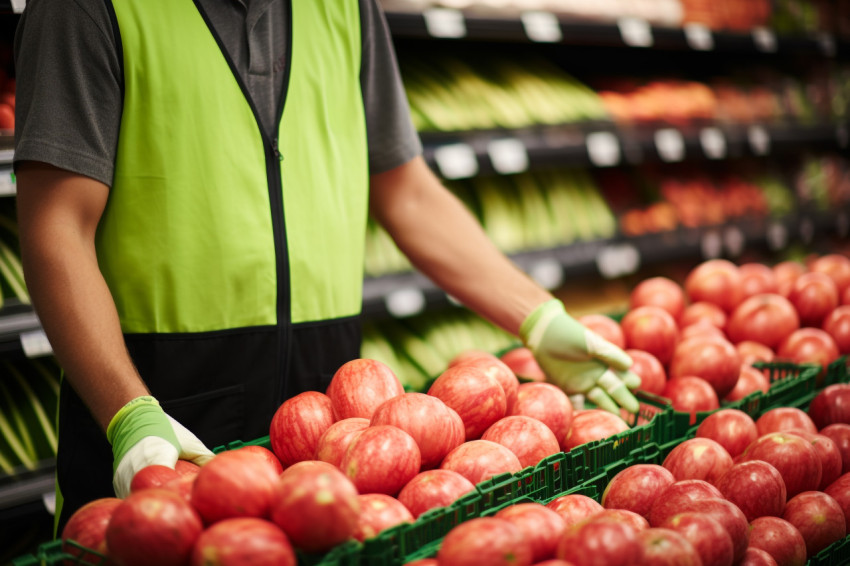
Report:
107,396,214,498
520,299,642,414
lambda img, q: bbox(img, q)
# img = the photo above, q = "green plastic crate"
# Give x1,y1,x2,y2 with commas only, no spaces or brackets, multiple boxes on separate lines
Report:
809,535,850,566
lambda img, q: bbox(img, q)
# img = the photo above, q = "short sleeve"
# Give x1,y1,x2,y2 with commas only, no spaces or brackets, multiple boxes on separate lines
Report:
360,0,423,175
13,0,123,186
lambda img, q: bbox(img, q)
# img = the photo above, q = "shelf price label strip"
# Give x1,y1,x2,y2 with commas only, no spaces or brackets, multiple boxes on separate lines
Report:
586,132,621,167
521,11,562,43
385,287,427,318
684,23,714,51
20,329,53,358
654,128,685,163
487,138,529,174
618,18,653,48
699,127,726,160
752,27,778,53
433,143,479,180
423,8,466,39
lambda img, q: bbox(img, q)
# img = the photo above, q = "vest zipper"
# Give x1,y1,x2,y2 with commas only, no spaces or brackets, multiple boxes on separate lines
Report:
192,0,294,405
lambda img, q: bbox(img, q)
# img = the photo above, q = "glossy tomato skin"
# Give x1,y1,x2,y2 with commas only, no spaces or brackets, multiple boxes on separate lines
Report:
326,359,404,420
269,391,334,467
680,301,727,329
428,365,507,441
341,425,421,497
578,314,626,349
788,272,839,328
726,294,799,349
823,306,850,355
629,277,686,321
510,382,573,450
626,349,666,396
189,518,296,566
562,410,629,451
398,469,475,519
61,498,122,564
685,259,744,314
621,306,679,365
809,254,850,296
668,336,740,399
437,517,533,566
440,440,522,486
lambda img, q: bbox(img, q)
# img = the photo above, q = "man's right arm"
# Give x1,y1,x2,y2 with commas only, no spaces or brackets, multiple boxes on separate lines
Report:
16,161,149,432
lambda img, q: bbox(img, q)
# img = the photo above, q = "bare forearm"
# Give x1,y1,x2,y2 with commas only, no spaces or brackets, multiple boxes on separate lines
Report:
371,158,552,335
17,165,147,432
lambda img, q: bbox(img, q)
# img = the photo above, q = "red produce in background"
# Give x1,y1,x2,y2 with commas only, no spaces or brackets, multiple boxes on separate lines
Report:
648,479,722,527
234,445,284,475
341,425,421,496
440,440,522,486
621,306,679,365
546,493,604,527
739,432,822,498
824,473,850,532
271,461,360,553
192,449,280,524
695,408,758,458
675,497,749,564
808,384,850,430
106,489,203,566
61,497,122,564
510,382,573,449
819,423,850,474
740,262,779,298
601,464,675,519
845,286,850,306
269,391,334,467
662,437,733,485
499,347,546,381
822,305,850,354
578,314,626,349
782,491,846,558
726,294,799,349
494,503,567,563
809,254,850,296
629,276,686,321
773,261,807,299
326,358,404,420
351,493,414,542
662,376,720,424
748,516,807,566
741,547,780,566
777,328,840,380
452,352,520,413
174,460,201,479
626,349,666,396
189,518,295,566
129,465,180,493
371,392,465,470
785,430,843,489
725,365,771,402
736,340,775,367
684,259,744,313
756,407,818,436
592,508,650,533
660,512,734,566
398,469,475,519
636,527,702,566
562,409,629,451
481,415,560,468
428,364,507,440
678,321,725,342
557,514,643,566
680,301,727,329
315,417,369,468
716,460,786,521
788,272,839,328
437,517,533,566
668,335,740,399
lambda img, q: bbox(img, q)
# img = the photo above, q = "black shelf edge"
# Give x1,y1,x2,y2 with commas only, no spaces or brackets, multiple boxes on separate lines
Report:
421,121,850,179
0,461,54,514
361,207,850,320
0,302,43,358
386,10,849,57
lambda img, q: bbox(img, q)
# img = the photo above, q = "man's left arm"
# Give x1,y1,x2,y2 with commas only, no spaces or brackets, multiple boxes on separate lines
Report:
369,156,552,335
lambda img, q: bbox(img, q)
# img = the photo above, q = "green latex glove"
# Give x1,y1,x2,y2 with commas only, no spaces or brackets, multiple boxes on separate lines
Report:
521,299,642,414
107,396,214,498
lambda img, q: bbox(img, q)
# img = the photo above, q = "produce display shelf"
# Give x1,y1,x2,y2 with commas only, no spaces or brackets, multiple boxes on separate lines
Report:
385,10,849,58
420,121,850,179
362,206,849,320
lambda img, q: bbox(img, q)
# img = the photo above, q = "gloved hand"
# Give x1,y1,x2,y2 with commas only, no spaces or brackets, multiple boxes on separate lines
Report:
521,299,642,415
106,396,214,498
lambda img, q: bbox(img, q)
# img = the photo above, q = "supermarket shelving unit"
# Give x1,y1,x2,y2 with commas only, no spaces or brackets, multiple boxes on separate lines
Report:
1,5,850,560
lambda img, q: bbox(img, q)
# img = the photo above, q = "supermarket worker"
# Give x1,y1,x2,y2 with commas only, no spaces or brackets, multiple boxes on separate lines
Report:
13,0,641,534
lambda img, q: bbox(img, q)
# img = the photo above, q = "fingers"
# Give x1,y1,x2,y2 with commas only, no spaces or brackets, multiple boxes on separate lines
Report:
586,386,620,415
598,369,641,414
616,368,642,390
113,436,179,498
585,329,633,371
167,414,215,465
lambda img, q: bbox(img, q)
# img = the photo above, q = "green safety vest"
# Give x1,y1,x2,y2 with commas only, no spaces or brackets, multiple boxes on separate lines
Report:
100,0,369,334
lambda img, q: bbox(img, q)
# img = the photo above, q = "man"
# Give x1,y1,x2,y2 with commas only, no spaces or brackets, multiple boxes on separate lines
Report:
14,0,640,534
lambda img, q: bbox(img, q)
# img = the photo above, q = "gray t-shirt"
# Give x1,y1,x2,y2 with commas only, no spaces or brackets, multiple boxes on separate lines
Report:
13,0,422,185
